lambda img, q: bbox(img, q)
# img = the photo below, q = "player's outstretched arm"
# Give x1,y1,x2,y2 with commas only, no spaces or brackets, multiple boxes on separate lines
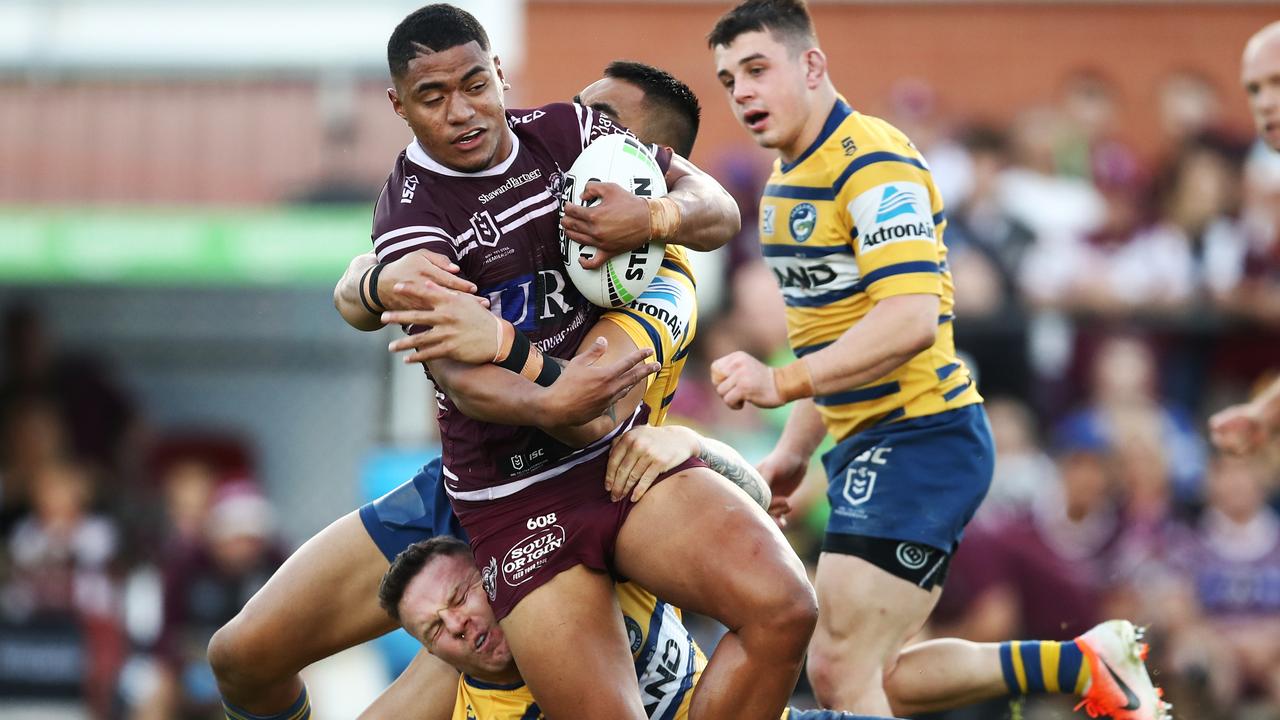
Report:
1210,376,1280,454
561,154,740,270
426,338,659,432
333,250,482,332
710,293,938,410
604,424,771,508
757,398,826,523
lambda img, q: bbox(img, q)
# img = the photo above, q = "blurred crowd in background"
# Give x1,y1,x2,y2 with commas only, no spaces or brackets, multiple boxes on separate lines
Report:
3,3,1280,719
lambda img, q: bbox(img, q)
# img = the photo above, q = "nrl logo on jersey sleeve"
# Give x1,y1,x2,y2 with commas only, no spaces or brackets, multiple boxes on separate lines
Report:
851,182,935,253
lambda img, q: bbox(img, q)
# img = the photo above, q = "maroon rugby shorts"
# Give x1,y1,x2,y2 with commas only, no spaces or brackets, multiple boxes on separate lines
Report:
452,456,707,620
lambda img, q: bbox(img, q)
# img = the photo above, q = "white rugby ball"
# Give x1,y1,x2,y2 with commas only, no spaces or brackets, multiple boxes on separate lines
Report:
559,133,667,308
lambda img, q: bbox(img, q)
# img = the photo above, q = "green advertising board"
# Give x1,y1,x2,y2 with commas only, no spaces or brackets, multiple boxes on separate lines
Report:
0,207,373,285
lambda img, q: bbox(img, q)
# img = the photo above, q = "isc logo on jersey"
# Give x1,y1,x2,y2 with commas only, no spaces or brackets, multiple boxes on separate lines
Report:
850,182,935,253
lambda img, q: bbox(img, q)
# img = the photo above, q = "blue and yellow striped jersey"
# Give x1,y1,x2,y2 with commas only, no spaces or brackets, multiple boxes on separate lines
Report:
601,245,698,426
451,581,706,720
759,98,981,440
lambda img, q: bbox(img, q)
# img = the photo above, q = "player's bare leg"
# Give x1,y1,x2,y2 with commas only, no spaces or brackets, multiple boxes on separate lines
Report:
498,565,647,720
208,512,397,716
884,640,1005,714
616,467,818,720
358,648,458,720
807,554,940,715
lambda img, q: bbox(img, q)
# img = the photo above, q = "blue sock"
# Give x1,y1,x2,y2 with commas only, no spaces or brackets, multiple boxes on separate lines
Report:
223,686,310,720
999,640,1088,696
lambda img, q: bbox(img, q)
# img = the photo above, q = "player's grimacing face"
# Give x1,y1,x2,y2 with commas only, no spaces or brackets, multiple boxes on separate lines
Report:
390,41,511,173
399,554,515,679
1242,32,1280,151
715,31,809,152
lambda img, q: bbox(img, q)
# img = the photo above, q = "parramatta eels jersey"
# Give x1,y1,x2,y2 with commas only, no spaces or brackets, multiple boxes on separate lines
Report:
603,243,697,427
452,581,705,720
759,98,981,440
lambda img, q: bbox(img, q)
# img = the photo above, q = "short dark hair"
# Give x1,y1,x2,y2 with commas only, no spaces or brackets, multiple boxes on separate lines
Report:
707,0,817,51
378,536,473,623
604,61,702,158
388,4,491,79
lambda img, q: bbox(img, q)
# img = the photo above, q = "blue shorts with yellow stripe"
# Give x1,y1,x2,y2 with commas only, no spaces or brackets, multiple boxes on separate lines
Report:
599,251,697,426
821,403,993,557
358,458,467,562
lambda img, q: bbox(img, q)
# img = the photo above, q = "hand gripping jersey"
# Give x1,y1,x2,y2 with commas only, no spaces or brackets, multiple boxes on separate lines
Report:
452,582,705,720
758,98,981,440
371,103,673,501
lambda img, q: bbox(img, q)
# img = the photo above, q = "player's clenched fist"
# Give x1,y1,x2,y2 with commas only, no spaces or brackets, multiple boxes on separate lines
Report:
710,351,785,409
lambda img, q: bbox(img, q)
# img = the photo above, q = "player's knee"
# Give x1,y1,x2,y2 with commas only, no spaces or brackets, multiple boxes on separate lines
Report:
207,620,243,685
208,615,269,690
753,576,818,650
806,643,883,707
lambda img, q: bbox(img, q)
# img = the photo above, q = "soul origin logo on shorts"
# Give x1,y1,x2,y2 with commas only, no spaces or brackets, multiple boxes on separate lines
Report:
502,517,566,587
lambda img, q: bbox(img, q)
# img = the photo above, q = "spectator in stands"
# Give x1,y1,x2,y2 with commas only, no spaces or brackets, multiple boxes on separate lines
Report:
3,460,122,715
972,397,1055,523
1158,70,1225,147
1159,454,1280,716
1057,334,1207,502
0,394,68,533
139,482,286,719
944,126,1032,316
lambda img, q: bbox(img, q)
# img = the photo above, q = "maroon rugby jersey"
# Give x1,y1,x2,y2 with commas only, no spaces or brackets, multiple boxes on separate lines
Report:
371,102,664,499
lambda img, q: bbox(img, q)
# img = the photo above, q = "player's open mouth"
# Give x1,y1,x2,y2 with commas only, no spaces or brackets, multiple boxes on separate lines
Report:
454,128,486,149
744,110,769,132
474,632,488,651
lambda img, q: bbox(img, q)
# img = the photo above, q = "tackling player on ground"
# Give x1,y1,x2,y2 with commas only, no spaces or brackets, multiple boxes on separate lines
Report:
379,535,904,720
706,2,1168,719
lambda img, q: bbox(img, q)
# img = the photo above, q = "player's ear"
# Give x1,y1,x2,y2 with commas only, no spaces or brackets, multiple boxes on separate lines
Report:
493,55,511,91
803,48,828,89
388,87,408,121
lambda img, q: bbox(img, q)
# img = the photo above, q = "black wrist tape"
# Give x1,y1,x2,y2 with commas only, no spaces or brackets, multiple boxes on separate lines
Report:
366,262,388,311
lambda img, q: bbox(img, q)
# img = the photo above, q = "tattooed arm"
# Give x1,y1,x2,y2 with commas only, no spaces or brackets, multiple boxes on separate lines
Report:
604,424,771,510
694,433,771,511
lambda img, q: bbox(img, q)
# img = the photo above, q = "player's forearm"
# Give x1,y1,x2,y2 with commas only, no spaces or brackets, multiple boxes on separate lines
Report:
803,294,939,396
775,398,827,459
428,360,559,428
335,252,383,331
695,434,771,511
427,359,620,444
663,158,740,252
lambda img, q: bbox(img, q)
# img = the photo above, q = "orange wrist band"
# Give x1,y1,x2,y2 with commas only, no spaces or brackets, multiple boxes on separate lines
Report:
647,197,682,242
773,360,815,402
